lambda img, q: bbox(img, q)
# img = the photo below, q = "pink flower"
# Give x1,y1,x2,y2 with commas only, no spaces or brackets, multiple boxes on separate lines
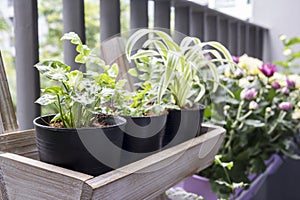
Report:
286,79,295,88
260,63,276,77
232,56,239,64
278,102,292,111
249,101,259,110
234,68,243,78
280,87,290,95
271,81,280,89
240,88,258,100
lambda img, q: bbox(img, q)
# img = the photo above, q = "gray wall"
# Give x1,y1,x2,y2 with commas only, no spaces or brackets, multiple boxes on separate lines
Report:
252,0,300,69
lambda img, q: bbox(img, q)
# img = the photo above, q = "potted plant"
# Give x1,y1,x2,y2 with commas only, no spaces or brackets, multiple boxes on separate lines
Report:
110,79,169,165
33,32,127,176
170,54,300,199
125,28,234,148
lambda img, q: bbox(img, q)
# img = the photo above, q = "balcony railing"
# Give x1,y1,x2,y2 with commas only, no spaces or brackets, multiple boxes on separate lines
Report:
12,0,268,130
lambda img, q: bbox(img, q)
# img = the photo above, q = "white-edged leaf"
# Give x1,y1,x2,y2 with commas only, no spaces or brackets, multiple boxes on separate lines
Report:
35,94,56,105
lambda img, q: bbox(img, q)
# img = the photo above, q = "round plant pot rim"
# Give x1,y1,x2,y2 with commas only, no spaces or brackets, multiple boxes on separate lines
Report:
191,174,209,182
172,104,206,112
33,114,127,130
123,112,168,119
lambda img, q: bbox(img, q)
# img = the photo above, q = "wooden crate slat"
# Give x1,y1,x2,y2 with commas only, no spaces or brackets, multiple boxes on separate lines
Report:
0,153,93,200
87,125,225,200
0,129,37,157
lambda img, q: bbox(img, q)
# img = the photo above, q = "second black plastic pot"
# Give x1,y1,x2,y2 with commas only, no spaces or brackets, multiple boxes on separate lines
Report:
33,114,126,176
120,114,167,165
163,104,205,148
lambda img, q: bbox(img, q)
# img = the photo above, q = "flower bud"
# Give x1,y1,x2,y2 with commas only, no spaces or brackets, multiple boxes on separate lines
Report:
224,105,230,110
266,107,272,113
271,81,280,90
259,63,276,77
240,88,258,100
234,68,243,79
286,79,295,88
278,102,292,111
249,101,259,110
280,87,290,95
232,56,239,64
283,49,292,56
279,34,287,41
247,76,255,82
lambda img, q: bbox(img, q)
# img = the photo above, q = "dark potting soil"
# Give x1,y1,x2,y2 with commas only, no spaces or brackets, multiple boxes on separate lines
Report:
49,113,114,128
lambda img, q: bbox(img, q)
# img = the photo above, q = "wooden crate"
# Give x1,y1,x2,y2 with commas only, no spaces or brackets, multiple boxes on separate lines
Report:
0,124,225,200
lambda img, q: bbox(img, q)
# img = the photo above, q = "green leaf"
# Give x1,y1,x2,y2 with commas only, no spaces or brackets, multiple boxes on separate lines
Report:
107,64,119,78
281,149,300,159
43,86,64,95
61,32,82,45
75,54,84,63
67,70,83,87
128,68,138,77
35,94,56,105
244,119,265,127
35,60,70,81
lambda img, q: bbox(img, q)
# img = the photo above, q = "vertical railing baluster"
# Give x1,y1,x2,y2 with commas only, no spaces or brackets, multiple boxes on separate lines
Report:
190,10,205,41
130,0,148,30
258,28,264,60
205,14,218,41
154,0,170,31
100,0,121,42
228,21,238,56
174,6,190,36
62,0,85,71
14,0,40,130
245,24,250,56
248,25,256,57
238,23,245,55
218,18,229,48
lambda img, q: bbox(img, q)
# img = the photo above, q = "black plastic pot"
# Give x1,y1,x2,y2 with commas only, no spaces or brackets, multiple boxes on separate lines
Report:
33,115,126,176
120,114,167,165
163,104,205,148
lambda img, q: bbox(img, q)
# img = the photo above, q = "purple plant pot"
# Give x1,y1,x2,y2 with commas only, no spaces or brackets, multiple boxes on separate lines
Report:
172,175,218,200
236,154,283,200
169,154,283,200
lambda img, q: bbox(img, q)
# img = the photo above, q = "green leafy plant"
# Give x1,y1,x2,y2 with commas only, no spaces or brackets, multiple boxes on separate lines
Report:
35,32,124,128
201,54,300,198
125,29,234,109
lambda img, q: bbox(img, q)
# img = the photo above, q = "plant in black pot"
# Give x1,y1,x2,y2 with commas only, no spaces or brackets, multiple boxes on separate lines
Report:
125,29,233,148
111,76,171,165
33,32,127,176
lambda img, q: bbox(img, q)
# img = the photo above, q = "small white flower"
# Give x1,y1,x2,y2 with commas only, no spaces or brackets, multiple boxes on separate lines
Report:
249,101,259,110
266,107,272,113
224,105,230,111
297,102,300,108
283,49,292,56
279,34,287,41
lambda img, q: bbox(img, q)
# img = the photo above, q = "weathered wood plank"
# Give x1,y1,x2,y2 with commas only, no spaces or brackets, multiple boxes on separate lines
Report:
87,125,225,200
0,129,37,158
0,153,93,200
0,51,18,134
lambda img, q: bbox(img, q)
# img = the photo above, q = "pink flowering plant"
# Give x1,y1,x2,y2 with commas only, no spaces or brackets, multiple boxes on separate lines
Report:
200,54,300,198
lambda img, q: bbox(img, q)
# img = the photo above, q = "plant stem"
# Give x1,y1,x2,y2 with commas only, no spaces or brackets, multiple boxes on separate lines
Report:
231,100,244,129
267,111,286,135
57,94,67,128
